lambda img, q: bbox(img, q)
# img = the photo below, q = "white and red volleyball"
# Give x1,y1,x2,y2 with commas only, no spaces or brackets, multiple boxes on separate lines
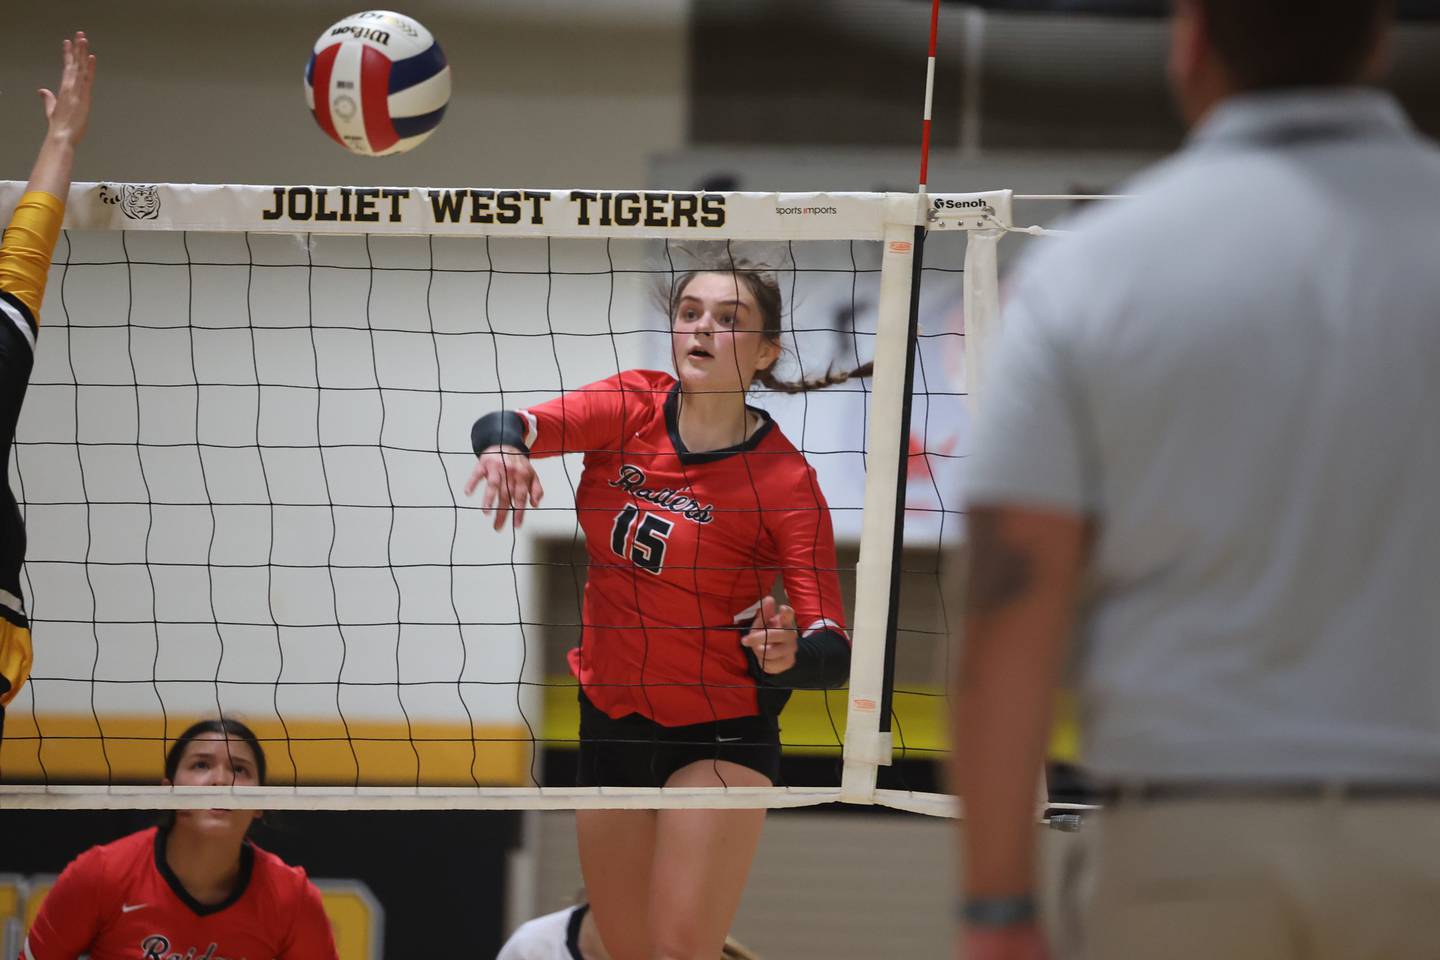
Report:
305,11,450,157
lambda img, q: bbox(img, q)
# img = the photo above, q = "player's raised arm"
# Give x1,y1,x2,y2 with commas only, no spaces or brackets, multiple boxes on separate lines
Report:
30,32,97,200
0,31,96,321
0,32,96,727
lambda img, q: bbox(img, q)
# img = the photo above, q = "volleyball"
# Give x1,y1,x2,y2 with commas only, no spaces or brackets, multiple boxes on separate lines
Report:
304,10,450,157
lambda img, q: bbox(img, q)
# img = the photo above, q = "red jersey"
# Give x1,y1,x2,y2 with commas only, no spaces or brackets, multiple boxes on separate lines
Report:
521,370,848,726
23,827,337,960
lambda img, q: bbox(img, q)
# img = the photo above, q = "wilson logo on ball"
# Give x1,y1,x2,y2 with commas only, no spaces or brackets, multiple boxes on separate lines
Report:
304,10,450,157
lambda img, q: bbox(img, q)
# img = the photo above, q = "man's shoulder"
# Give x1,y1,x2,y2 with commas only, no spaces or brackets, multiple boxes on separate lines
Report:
1037,154,1215,257
1054,123,1440,249
1028,129,1440,286
1011,146,1295,302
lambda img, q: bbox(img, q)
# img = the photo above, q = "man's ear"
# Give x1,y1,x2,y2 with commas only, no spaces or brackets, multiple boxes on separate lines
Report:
1167,0,1206,91
1361,20,1393,83
1167,0,1228,127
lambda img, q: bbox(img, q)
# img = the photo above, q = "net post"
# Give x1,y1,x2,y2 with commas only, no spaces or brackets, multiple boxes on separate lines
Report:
956,217,1052,810
961,225,1005,405
840,195,926,805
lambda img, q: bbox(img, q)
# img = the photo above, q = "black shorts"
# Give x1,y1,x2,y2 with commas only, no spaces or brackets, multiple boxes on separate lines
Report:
576,689,781,788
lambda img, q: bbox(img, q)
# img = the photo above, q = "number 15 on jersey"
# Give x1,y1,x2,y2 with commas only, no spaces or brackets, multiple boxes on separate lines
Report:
611,504,674,575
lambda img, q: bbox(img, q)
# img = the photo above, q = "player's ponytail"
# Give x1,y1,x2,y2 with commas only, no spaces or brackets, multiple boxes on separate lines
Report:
754,359,873,394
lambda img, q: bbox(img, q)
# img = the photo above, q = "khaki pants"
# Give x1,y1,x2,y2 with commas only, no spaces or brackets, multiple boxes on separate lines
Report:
1059,798,1440,960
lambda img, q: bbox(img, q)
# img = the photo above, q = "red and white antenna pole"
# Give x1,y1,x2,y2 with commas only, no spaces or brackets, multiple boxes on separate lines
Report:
918,0,942,193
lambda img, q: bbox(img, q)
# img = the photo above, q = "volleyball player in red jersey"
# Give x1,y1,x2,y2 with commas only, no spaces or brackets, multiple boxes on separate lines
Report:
466,267,864,960
22,718,338,960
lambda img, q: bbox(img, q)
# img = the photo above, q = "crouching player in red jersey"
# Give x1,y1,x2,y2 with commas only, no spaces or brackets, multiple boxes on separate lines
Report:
22,718,338,960
465,267,863,960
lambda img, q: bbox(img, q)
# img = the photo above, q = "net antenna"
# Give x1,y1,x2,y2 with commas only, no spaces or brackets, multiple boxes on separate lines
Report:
919,0,942,194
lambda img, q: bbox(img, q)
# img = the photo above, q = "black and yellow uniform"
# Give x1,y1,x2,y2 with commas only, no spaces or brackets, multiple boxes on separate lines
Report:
0,190,65,740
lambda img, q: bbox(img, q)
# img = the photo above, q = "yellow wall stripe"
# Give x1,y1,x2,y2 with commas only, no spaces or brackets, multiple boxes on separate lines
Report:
1,685,1079,783
0,714,532,786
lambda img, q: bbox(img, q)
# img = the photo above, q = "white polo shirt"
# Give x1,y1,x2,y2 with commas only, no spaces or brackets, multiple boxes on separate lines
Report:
967,88,1440,782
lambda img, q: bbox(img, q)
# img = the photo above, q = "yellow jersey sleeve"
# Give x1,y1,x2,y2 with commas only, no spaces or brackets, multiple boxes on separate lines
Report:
0,618,32,708
0,190,67,323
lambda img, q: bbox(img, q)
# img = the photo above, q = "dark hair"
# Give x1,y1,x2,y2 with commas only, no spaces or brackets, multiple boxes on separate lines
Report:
1197,0,1391,90
164,717,267,785
666,267,872,394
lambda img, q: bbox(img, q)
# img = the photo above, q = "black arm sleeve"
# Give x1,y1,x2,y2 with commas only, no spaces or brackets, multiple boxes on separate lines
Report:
757,628,851,691
470,411,530,457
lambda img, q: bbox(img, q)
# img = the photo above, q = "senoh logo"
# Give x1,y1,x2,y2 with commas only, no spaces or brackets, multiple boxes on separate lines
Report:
933,197,992,211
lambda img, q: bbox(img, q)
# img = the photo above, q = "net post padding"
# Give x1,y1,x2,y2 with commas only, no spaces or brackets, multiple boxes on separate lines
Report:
838,199,925,805
961,226,1005,408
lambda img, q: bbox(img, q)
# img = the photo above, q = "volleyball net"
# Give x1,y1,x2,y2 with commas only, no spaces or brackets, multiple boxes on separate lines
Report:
0,181,1018,813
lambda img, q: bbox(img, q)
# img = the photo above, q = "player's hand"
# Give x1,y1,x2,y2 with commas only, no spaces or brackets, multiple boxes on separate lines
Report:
742,596,798,674
40,33,96,145
959,926,1049,960
464,444,544,530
